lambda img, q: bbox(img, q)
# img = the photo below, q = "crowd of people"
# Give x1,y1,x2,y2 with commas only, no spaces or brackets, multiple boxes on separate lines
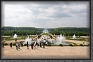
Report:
2,39,51,51
15,39,49,50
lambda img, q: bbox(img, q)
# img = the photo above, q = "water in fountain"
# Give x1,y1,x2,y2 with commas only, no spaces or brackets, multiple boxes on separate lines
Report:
13,34,17,39
73,34,76,39
37,39,41,43
47,38,53,44
23,36,32,45
55,34,65,44
53,34,69,45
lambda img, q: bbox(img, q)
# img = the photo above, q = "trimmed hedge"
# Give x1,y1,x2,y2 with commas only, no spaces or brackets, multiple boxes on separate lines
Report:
4,43,8,46
47,44,51,46
13,42,16,46
59,44,63,46
24,44,27,46
69,43,78,46
80,44,84,46
72,43,78,46
69,43,74,46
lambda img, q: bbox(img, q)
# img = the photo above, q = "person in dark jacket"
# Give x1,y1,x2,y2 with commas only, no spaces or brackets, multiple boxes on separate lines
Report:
27,41,29,49
36,42,39,48
42,39,46,48
20,41,23,47
40,41,43,48
31,42,34,50
21,42,24,47
10,42,12,48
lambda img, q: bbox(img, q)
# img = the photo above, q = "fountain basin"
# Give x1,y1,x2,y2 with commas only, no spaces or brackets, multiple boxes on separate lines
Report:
52,40,70,45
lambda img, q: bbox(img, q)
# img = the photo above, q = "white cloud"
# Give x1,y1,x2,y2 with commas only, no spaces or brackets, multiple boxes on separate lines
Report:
2,1,89,28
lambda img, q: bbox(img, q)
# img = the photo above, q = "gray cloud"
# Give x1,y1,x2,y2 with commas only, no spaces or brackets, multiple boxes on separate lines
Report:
48,12,72,19
2,1,89,28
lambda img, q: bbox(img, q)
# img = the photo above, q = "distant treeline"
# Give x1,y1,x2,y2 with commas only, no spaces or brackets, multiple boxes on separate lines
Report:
48,27,89,36
2,27,43,36
2,27,89,36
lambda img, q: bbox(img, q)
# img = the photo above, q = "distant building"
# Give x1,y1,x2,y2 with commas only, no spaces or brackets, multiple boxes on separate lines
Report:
43,29,48,33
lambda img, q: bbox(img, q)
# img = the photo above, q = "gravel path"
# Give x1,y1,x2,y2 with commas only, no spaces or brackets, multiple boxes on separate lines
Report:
2,46,90,59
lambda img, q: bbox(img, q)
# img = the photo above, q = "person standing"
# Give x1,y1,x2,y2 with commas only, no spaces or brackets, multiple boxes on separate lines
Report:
18,42,21,49
31,42,34,50
34,41,36,49
34,41,39,49
27,41,29,49
43,42,46,48
83,41,85,46
16,43,18,50
40,41,42,48
2,39,5,48
20,42,23,47
2,42,4,48
15,39,17,42
10,42,12,48
43,39,46,48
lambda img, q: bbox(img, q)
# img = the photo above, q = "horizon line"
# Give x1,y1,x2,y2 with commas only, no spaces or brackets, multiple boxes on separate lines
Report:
2,26,89,28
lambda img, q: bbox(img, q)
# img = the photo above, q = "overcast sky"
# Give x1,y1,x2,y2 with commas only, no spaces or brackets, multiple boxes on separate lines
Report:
2,1,89,28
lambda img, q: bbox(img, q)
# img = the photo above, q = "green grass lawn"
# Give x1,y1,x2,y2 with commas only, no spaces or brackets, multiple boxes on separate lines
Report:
41,33,50,35
2,36,37,41
2,35,89,43
66,36,88,41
